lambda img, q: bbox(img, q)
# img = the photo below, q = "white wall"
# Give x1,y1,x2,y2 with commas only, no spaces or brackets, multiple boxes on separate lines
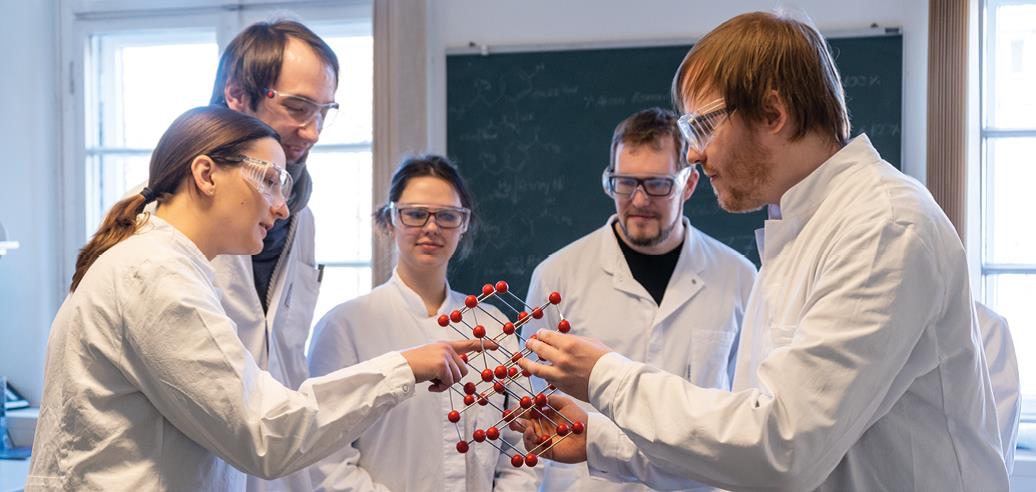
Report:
426,0,929,182
0,0,62,405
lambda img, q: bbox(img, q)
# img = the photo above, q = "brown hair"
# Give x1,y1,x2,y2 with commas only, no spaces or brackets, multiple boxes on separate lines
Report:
210,19,339,110
672,11,850,145
373,154,477,260
608,107,689,172
70,106,279,292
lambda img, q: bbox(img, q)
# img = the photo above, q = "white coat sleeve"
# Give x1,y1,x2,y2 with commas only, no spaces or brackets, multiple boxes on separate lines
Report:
976,303,1021,473
116,260,416,481
585,222,945,491
306,310,392,492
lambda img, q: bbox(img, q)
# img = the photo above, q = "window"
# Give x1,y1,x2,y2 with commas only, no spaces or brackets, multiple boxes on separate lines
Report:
981,1,1036,414
70,3,374,328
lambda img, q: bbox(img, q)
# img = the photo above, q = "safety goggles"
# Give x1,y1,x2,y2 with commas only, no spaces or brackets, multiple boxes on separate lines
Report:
603,166,692,198
677,98,729,154
212,155,294,207
390,203,470,229
263,88,339,129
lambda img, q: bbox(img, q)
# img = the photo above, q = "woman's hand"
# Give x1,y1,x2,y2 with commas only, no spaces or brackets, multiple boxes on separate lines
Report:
401,339,495,392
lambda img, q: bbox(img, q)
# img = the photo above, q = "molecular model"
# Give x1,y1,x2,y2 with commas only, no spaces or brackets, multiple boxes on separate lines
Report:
436,280,582,468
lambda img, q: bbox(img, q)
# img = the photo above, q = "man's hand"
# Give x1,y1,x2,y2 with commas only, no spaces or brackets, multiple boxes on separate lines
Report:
516,330,612,401
508,394,589,464
402,339,495,392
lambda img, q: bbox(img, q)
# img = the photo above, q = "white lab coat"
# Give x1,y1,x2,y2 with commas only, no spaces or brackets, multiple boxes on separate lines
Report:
307,270,540,491
525,217,755,491
581,135,1009,491
975,301,1021,473
27,216,416,491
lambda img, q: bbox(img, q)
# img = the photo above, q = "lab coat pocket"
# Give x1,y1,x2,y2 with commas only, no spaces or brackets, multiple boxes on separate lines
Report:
688,329,738,387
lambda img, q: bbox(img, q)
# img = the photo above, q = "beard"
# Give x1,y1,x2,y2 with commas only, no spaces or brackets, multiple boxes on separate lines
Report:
618,210,680,247
712,132,772,213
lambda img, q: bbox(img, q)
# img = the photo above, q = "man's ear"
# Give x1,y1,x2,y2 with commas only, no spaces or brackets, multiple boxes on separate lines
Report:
224,82,251,113
760,89,791,136
681,165,700,203
190,155,219,197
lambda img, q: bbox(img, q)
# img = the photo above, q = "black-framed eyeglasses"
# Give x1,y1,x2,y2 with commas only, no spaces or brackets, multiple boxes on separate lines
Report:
391,203,471,229
604,168,692,198
263,88,340,129
677,98,729,154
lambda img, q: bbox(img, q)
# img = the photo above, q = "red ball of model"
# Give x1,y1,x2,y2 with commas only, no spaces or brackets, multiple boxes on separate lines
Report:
524,453,538,467
481,369,494,382
437,314,450,327
465,295,478,308
456,440,469,453
473,429,486,442
486,426,500,440
511,352,523,362
464,382,477,395
460,353,468,363
521,369,532,378
494,365,507,379
532,307,544,319
502,408,513,421
478,394,489,406
463,394,475,406
493,381,505,393
557,319,571,333
495,281,509,293
510,454,524,467
508,366,519,378
548,291,562,304
447,410,460,423
450,310,463,323
502,322,516,335
556,423,569,435
572,421,585,434
482,283,494,296
520,396,533,408
517,311,529,322
472,325,486,338
534,393,547,407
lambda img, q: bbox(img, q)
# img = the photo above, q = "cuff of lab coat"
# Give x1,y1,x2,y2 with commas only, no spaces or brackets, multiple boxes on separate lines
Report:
585,411,631,480
588,351,632,415
373,351,418,400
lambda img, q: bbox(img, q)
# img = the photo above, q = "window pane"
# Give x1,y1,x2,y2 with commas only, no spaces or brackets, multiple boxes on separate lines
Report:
85,153,150,235
988,3,1036,128
311,30,372,145
310,265,373,348
307,150,373,263
95,31,218,148
984,274,1036,396
983,137,1036,264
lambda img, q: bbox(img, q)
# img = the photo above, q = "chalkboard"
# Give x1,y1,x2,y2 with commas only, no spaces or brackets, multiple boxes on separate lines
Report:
446,35,902,296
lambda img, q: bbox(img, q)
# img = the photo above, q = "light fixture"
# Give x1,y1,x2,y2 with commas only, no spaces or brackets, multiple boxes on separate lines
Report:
0,221,19,258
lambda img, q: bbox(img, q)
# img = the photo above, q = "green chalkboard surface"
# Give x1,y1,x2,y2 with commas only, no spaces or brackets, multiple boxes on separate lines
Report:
446,35,902,296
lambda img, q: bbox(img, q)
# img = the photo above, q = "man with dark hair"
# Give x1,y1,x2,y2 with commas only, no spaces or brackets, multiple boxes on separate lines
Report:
514,11,1009,491
526,107,755,491
209,19,338,492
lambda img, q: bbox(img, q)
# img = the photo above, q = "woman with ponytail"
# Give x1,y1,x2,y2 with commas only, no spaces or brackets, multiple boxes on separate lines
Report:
27,107,483,491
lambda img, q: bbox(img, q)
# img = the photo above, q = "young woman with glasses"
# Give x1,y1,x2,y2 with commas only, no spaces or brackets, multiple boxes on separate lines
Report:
307,155,539,490
27,107,482,491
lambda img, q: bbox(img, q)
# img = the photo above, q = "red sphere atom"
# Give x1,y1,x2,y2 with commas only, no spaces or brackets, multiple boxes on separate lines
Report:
482,283,495,296
481,369,494,382
524,453,538,467
460,353,469,363
473,429,486,442
572,421,585,435
472,325,487,338
456,440,469,453
495,281,509,293
511,352,523,362
502,409,514,421
532,307,544,319
450,310,463,323
493,381,505,393
517,311,529,322
558,319,571,333
437,314,450,327
508,366,519,378
521,369,532,378
447,410,460,423
520,396,533,408
510,454,524,467
556,423,569,435
548,291,562,304
463,394,475,406
502,322,516,335
534,393,548,407
486,426,500,440
494,365,507,379
478,394,489,406
464,382,477,395
465,295,478,308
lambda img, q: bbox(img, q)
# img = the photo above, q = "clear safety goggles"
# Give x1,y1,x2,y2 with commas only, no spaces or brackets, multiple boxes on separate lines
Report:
263,88,339,129
213,155,294,207
677,98,729,155
390,203,470,230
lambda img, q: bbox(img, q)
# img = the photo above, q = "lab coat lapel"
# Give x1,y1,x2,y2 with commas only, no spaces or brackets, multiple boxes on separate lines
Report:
655,220,705,325
600,217,652,302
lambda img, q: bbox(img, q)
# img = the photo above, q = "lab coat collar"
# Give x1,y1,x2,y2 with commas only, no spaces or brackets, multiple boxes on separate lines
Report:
774,134,877,222
388,267,455,319
600,215,706,310
141,214,215,280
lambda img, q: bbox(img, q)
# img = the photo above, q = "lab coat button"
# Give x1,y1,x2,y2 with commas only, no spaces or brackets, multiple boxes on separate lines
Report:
402,383,412,393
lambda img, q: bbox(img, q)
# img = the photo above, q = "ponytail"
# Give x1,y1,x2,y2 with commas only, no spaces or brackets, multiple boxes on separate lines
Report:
70,191,153,292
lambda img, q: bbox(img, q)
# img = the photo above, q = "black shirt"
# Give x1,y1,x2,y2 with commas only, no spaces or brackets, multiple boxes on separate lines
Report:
613,222,683,305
